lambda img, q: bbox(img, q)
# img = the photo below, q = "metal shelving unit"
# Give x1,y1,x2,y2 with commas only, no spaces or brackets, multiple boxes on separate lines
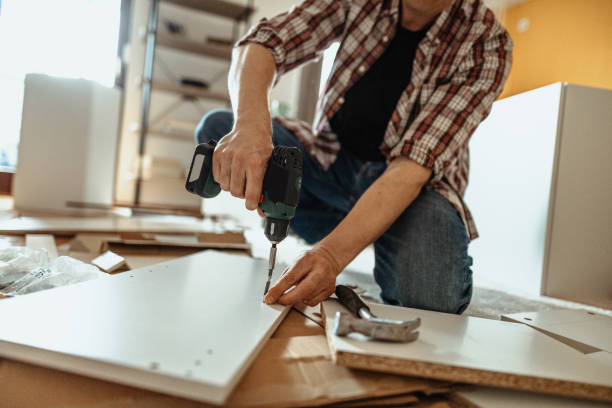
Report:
133,0,253,208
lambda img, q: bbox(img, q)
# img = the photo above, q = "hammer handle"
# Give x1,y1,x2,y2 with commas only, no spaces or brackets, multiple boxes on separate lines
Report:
335,285,371,318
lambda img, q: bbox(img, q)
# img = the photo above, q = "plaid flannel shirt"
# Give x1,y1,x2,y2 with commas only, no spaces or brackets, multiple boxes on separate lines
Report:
237,0,513,240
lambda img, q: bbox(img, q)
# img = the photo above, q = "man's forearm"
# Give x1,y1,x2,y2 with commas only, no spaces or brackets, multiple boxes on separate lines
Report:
318,158,432,270
228,44,277,132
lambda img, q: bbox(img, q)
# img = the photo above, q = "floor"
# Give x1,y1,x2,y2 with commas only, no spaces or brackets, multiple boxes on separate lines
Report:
2,193,610,320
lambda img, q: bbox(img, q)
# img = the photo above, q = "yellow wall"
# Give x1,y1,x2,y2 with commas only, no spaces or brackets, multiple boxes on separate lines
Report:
499,0,612,98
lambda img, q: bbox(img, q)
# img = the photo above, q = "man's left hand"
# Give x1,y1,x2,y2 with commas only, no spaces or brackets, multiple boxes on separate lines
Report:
264,247,341,306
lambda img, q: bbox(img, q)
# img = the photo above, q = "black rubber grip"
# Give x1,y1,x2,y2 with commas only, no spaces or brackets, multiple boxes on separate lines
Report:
335,285,371,317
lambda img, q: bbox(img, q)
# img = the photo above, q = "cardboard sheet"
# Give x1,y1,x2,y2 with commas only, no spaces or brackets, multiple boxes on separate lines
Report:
0,251,290,404
322,300,612,402
226,335,446,407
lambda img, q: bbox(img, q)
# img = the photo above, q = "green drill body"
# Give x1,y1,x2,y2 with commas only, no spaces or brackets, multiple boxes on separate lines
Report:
185,141,303,295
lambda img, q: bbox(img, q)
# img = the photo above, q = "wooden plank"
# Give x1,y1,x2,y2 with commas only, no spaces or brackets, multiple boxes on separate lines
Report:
25,234,58,261
0,216,221,236
322,300,612,402
0,251,290,404
156,34,232,61
502,309,612,354
163,0,253,20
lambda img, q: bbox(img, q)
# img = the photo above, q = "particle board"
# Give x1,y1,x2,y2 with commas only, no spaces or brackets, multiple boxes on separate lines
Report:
0,251,290,404
502,309,612,353
322,300,612,402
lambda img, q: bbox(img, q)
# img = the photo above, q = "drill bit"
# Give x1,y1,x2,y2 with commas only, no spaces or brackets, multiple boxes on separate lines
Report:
264,243,277,296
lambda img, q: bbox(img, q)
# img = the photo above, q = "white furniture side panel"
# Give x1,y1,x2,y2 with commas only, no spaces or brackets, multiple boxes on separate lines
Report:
14,74,119,212
0,251,289,404
14,74,89,211
83,82,121,206
465,83,562,294
543,84,612,301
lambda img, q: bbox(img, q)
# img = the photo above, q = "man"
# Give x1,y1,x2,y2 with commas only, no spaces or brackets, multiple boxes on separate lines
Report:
196,0,512,313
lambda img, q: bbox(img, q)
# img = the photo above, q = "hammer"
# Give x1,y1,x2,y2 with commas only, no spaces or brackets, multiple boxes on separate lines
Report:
332,285,420,343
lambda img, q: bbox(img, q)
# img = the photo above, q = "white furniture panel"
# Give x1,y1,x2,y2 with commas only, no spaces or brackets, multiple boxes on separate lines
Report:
466,83,612,303
13,74,120,213
323,300,612,401
0,251,289,404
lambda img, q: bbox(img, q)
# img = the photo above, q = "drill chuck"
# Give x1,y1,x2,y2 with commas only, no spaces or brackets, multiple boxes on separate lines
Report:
264,218,290,244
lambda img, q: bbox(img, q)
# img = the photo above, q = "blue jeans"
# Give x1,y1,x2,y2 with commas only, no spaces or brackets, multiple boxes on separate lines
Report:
196,110,473,314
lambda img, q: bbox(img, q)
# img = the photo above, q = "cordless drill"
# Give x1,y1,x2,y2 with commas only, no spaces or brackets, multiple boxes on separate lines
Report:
185,140,303,295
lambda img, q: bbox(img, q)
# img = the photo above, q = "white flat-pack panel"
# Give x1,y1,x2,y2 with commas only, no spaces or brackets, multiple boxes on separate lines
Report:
502,309,612,353
543,84,612,301
465,83,563,294
14,74,120,213
0,251,289,404
323,300,612,401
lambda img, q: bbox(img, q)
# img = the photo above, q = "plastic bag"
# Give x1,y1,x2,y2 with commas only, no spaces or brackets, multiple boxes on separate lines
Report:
0,246,106,297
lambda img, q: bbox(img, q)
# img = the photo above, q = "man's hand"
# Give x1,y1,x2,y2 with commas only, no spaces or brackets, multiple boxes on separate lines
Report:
264,246,341,306
212,124,273,211
219,43,277,211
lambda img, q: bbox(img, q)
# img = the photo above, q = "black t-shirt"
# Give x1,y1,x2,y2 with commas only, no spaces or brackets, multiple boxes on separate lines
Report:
330,25,427,162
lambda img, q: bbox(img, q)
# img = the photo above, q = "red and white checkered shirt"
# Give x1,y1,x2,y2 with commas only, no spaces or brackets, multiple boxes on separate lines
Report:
238,0,513,240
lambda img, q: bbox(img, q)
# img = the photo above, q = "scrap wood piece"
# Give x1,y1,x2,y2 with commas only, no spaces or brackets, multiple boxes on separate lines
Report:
321,300,612,402
325,392,419,407
226,334,446,408
91,251,126,273
105,231,250,250
502,309,612,354
25,234,58,261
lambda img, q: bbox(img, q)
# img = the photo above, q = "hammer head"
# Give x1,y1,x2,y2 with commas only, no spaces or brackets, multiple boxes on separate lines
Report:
333,311,421,343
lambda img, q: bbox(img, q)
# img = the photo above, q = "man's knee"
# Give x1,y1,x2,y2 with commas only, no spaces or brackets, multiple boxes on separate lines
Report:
374,228,473,314
391,266,473,314
194,109,233,144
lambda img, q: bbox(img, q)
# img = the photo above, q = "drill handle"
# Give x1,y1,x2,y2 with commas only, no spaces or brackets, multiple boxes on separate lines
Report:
185,141,221,198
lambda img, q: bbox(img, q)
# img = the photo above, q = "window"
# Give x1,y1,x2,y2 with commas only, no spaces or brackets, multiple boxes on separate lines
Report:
0,0,121,171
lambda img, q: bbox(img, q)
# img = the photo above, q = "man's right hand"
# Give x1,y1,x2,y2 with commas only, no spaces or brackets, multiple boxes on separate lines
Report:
212,123,273,211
